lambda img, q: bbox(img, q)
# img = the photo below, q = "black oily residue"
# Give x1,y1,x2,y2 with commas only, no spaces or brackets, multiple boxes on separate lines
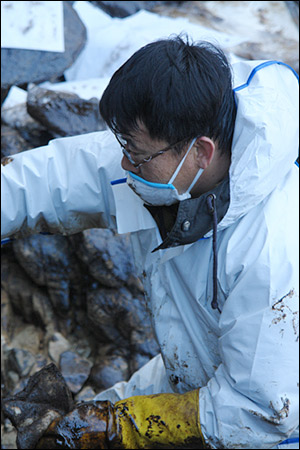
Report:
145,415,167,439
1,156,14,166
272,289,295,311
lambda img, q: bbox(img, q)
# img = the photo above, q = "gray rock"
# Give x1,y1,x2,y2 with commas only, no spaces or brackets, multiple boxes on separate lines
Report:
29,353,52,378
6,371,20,392
1,2,87,90
8,348,36,377
90,1,182,18
2,102,53,148
31,290,58,332
71,229,136,288
59,350,93,394
130,353,153,373
1,255,41,324
131,329,159,355
86,285,151,346
27,84,106,137
13,234,82,315
75,385,96,403
1,288,15,342
48,332,71,364
1,124,30,159
11,325,43,355
1,419,17,450
90,355,129,391
2,363,74,449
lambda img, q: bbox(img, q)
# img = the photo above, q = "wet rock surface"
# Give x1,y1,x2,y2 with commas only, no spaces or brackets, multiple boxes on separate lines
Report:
1,125,30,159
1,102,53,151
2,364,74,449
69,229,137,289
1,233,159,448
59,351,93,394
12,234,83,316
27,84,107,137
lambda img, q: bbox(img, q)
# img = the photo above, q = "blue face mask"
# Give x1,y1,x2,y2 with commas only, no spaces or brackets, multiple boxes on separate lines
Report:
126,137,204,206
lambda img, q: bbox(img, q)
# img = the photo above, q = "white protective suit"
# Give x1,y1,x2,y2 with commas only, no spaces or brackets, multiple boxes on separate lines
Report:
1,60,299,449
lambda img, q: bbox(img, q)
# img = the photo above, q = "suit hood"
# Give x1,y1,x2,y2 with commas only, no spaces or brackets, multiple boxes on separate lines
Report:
219,60,299,230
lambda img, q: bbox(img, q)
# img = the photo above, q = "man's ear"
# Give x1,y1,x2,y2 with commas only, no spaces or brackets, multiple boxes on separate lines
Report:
194,136,215,169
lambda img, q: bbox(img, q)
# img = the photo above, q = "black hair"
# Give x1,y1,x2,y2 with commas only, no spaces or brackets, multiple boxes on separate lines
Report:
99,34,236,155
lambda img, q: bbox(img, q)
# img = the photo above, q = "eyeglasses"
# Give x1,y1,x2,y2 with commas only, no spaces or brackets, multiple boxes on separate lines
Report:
115,134,190,169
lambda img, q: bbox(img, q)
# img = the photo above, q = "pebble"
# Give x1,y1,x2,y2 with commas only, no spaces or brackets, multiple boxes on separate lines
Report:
59,350,93,394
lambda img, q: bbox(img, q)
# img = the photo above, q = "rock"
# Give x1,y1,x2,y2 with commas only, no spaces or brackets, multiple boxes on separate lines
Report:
1,251,59,334
11,324,43,355
2,363,74,449
229,39,299,74
48,332,71,364
75,385,96,403
27,84,106,137
59,350,93,394
8,348,36,378
130,329,159,358
29,353,52,378
1,290,15,395
90,0,144,17
6,371,20,393
153,1,299,74
1,2,87,90
90,1,182,18
13,234,83,315
86,285,153,350
31,290,58,332
87,287,130,344
1,420,17,450
72,334,93,359
130,353,154,373
1,255,42,325
89,354,129,391
2,101,54,149
1,124,30,159
1,87,10,104
71,229,136,288
1,289,15,342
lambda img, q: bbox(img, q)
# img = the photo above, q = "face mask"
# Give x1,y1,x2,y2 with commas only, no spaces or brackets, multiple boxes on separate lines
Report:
126,137,204,206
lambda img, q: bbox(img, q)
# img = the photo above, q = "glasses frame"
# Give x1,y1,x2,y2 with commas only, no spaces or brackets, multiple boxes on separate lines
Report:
115,134,190,169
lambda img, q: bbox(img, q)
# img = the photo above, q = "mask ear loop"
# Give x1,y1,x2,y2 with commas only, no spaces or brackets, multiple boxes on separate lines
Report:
187,167,204,193
168,137,197,185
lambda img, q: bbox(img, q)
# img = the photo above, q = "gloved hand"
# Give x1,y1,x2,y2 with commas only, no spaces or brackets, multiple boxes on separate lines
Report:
35,389,206,449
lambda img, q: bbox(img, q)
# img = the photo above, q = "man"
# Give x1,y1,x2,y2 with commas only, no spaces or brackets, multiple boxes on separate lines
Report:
1,36,299,449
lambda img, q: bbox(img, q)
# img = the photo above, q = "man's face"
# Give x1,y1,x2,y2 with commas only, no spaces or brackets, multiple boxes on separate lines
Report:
119,122,199,195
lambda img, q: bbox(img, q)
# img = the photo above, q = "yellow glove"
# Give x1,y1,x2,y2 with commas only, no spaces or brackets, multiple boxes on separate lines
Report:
110,389,205,449
36,389,206,449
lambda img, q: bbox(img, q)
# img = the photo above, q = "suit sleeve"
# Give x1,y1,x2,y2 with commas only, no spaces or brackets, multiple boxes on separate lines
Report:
1,130,124,239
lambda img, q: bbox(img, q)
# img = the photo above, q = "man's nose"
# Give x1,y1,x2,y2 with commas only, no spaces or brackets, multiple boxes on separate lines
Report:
121,155,139,173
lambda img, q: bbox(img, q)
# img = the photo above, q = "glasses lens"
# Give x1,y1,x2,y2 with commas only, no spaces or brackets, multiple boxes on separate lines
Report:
117,135,127,147
122,148,136,165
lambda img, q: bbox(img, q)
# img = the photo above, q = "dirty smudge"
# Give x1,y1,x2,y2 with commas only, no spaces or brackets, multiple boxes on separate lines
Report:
272,289,295,311
292,311,299,341
271,289,298,331
1,156,14,166
249,397,290,425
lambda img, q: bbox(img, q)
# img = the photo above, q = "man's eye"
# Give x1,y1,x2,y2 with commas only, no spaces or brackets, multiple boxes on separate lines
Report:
128,149,142,159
